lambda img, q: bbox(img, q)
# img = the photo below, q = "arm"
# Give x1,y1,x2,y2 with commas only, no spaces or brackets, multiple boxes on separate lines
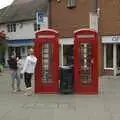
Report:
21,57,28,74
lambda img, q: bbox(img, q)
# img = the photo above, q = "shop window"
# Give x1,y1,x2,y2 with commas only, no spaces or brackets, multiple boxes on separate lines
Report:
117,45,120,68
34,23,40,31
21,47,25,53
8,47,15,58
67,0,76,8
63,45,73,66
106,44,113,68
7,23,16,32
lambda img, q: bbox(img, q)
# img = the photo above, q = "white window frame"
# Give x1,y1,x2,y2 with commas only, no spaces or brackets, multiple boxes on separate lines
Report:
67,0,76,8
7,23,16,32
34,23,41,31
104,44,114,70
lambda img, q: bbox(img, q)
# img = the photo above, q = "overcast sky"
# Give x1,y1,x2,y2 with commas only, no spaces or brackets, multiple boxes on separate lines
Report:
0,0,13,9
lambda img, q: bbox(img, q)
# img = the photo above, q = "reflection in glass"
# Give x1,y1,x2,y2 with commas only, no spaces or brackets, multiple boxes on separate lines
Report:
63,45,73,66
117,45,120,68
78,42,92,85
106,44,113,68
41,43,53,83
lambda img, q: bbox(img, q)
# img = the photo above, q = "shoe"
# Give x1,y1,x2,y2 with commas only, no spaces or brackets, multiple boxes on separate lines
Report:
26,87,32,90
24,87,32,92
24,91,32,96
24,87,32,96
13,90,17,93
16,89,22,92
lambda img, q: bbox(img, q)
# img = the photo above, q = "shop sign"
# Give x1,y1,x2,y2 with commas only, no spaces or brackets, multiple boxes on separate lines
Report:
102,36,120,43
112,36,120,42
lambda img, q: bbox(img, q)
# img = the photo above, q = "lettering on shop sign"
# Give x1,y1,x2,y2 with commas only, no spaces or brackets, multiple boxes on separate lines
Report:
112,36,120,41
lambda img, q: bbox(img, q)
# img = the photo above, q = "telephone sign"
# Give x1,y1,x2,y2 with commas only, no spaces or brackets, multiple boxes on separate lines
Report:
36,11,44,25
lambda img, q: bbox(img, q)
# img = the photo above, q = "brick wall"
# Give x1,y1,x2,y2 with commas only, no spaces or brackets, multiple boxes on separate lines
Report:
49,0,95,37
100,0,120,35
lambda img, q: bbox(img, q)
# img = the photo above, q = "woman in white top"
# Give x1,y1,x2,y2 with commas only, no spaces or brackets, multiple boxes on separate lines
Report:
21,48,37,95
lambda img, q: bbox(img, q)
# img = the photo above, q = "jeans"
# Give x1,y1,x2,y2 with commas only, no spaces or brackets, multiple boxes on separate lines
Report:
10,70,20,90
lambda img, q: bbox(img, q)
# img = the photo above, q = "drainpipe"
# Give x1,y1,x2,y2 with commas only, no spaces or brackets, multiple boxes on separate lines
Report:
48,0,52,28
90,0,99,13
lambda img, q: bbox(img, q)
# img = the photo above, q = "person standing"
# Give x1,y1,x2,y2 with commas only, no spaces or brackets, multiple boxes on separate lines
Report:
21,48,37,95
8,53,21,92
17,56,23,79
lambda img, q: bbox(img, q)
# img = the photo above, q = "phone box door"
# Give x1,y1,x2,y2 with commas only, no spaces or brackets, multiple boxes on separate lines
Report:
34,29,59,94
74,29,98,94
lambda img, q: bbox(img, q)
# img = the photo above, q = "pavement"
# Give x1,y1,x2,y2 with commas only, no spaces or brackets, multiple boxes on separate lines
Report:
0,69,120,120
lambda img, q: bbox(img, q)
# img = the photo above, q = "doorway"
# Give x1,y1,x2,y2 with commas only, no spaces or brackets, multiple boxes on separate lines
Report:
63,45,73,66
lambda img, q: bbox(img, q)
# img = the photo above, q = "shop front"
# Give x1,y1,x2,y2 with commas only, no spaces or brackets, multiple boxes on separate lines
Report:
102,36,120,76
5,39,34,66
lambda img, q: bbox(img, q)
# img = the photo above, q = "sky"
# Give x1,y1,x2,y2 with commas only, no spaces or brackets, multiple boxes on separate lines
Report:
0,0,14,9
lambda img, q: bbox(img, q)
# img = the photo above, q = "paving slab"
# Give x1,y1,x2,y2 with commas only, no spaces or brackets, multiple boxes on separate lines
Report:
0,70,120,120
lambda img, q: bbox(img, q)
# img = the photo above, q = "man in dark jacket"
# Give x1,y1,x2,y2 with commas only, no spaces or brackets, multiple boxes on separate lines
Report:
8,53,21,92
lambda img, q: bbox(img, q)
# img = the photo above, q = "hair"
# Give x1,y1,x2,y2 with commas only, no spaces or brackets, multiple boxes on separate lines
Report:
29,48,34,55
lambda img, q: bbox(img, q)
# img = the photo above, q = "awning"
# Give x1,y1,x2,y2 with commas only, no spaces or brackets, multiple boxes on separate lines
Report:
7,39,34,47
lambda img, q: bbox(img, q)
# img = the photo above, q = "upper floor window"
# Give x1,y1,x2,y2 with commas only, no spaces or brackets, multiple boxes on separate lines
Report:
7,23,16,32
67,0,76,8
34,23,40,31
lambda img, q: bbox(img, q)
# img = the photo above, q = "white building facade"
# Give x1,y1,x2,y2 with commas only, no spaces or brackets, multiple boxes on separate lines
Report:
0,18,48,66
0,0,49,66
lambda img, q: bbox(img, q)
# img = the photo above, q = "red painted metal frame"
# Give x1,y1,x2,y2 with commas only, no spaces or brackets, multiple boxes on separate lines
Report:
74,29,98,94
34,29,59,94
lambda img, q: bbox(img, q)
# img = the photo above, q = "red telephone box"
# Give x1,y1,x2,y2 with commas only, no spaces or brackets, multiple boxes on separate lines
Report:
74,29,98,94
34,29,59,94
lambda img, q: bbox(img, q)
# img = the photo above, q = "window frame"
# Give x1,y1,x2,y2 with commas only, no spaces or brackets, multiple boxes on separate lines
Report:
34,23,40,31
7,23,16,32
104,44,114,69
67,0,76,8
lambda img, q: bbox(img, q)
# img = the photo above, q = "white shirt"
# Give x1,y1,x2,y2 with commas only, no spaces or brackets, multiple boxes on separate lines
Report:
21,55,37,74
17,59,24,70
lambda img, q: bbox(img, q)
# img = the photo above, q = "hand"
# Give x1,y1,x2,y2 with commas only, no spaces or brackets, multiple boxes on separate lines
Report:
20,71,24,74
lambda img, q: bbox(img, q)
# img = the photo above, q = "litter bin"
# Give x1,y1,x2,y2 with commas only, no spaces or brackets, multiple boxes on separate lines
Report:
60,65,74,94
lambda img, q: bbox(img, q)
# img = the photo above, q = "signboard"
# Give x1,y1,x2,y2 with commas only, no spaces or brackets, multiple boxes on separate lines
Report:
37,35,55,38
77,34,94,38
89,12,98,32
36,11,44,25
102,36,120,43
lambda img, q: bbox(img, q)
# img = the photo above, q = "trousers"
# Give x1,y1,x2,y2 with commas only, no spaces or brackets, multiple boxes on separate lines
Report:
24,72,33,88
10,70,20,90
